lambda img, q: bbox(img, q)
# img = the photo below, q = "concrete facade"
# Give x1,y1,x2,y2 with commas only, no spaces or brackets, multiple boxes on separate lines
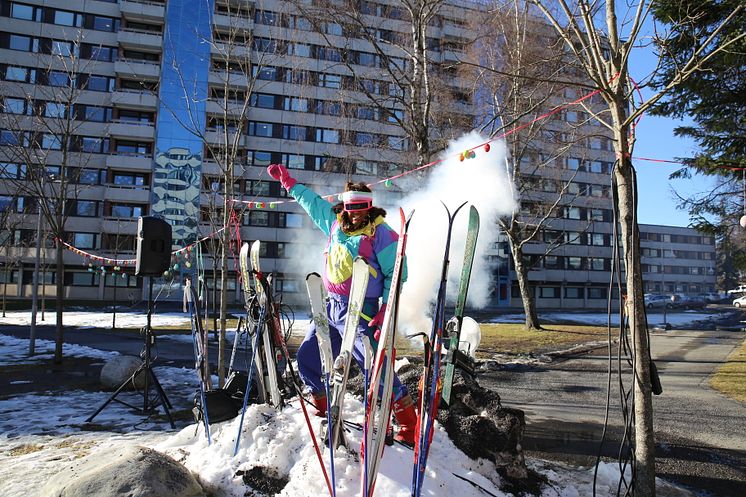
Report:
0,0,716,309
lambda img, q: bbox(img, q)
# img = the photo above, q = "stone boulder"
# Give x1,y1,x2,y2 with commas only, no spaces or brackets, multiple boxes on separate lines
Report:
42,445,205,497
100,355,145,390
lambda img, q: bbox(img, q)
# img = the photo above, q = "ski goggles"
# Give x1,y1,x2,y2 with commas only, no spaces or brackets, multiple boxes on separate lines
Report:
341,191,373,212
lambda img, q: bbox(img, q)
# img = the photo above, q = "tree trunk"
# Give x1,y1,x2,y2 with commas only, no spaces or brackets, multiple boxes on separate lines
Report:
612,111,655,496
54,240,64,364
510,242,542,330
216,197,231,388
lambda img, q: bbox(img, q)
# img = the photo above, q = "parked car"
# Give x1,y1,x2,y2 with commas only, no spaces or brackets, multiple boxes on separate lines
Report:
645,294,673,309
699,293,721,303
733,296,746,307
681,295,707,309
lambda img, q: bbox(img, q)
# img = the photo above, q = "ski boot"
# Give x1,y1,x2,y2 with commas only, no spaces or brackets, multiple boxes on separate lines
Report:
393,394,418,447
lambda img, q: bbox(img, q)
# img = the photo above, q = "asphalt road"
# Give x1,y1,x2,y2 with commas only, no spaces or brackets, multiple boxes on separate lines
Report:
479,328,746,497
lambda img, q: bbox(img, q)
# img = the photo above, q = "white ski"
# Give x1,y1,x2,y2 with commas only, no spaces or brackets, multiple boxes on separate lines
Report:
305,273,334,377
250,240,283,409
328,257,370,450
362,208,411,496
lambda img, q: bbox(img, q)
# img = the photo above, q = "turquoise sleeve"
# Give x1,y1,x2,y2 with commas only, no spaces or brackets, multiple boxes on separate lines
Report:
288,184,336,236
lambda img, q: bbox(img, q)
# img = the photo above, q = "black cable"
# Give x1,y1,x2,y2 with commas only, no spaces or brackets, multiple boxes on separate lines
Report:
594,162,622,497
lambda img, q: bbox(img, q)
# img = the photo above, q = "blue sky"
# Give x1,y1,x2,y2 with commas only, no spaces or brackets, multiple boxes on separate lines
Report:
626,15,712,228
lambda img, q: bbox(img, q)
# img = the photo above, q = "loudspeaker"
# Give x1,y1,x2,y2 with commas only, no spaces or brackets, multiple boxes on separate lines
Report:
135,216,172,276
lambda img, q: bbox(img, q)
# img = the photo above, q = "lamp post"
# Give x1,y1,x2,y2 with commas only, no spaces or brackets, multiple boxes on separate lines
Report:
29,178,45,355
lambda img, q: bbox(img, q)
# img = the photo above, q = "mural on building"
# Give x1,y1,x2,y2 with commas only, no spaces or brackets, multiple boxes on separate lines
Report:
152,147,201,247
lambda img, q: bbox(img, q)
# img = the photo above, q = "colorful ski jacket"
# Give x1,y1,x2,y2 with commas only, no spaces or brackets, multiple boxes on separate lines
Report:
288,183,406,302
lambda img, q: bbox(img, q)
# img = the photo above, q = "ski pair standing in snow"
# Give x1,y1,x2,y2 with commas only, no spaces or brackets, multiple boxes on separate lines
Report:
266,164,418,446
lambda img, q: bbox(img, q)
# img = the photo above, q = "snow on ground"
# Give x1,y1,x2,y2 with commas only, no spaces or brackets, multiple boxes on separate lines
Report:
489,311,720,328
0,312,702,497
0,310,191,329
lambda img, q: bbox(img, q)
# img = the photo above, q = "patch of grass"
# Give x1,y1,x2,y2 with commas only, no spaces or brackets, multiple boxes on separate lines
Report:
710,335,746,403
153,317,241,333
478,323,612,355
393,322,613,358
8,443,44,456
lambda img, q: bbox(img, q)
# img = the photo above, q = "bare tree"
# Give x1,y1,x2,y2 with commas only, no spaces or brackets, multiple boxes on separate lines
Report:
466,0,606,329
529,1,744,494
291,0,473,169
0,32,104,362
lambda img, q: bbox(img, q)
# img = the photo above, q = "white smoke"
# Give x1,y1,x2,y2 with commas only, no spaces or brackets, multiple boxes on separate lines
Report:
393,132,517,335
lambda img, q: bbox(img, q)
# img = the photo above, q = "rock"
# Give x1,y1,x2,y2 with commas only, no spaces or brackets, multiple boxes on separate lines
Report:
42,445,205,497
100,355,145,390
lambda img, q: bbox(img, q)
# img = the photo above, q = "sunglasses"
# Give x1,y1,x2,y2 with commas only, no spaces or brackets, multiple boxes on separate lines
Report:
343,201,372,212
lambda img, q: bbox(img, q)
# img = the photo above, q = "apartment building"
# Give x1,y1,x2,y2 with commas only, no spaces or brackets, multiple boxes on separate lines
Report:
0,0,477,304
0,0,717,309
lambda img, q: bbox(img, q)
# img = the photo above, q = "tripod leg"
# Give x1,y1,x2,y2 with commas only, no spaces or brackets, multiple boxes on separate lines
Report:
147,367,175,429
86,364,145,423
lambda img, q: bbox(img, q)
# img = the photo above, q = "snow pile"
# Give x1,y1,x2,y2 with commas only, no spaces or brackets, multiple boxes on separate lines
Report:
158,397,506,497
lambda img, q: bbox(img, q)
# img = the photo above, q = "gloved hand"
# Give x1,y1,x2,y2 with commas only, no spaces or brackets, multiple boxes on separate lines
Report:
369,304,387,341
267,164,297,191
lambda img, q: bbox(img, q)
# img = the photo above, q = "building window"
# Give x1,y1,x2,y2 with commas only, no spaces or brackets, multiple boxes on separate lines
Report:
356,133,375,146
86,75,114,92
566,157,584,171
249,151,272,168
589,258,606,271
92,16,116,32
590,233,605,246
566,257,583,270
588,287,607,299
80,137,108,153
110,203,145,218
318,73,341,89
249,122,274,137
72,233,99,249
11,4,37,21
90,46,116,62
564,287,584,299
565,232,583,245
253,65,278,81
251,93,276,109
282,153,305,170
358,106,378,121
70,271,100,286
245,210,269,226
315,128,339,144
248,180,271,196
5,66,33,82
51,40,74,57
282,125,307,141
42,134,62,150
2,97,28,114
539,286,560,298
112,172,146,187
9,34,33,52
565,207,582,220
74,200,98,217
283,97,308,112
48,71,71,87
287,43,311,57
544,255,561,269
281,212,303,228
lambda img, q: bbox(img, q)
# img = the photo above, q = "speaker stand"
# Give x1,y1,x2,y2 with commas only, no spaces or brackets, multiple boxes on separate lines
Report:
86,277,175,428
